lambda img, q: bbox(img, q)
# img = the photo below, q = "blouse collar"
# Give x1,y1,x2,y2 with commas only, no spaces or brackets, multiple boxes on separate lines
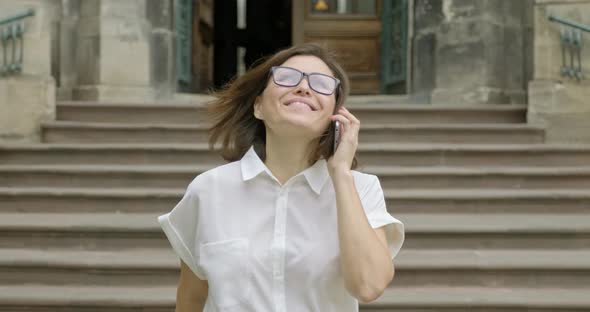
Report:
240,145,329,195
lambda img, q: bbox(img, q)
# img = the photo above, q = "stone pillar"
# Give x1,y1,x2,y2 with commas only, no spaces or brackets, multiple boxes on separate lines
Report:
528,0,590,143
57,0,80,100
0,0,59,143
412,0,534,105
73,0,170,102
146,0,176,100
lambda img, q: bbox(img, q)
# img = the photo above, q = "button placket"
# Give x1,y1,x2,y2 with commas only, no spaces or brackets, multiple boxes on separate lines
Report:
272,186,289,312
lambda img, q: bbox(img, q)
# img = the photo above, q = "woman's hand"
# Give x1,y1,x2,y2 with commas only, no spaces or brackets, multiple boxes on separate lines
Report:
327,106,359,177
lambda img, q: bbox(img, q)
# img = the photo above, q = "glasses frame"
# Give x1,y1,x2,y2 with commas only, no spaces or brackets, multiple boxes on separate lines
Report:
270,66,341,96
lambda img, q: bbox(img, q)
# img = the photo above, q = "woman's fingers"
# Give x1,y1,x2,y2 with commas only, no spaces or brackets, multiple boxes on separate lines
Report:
339,107,360,124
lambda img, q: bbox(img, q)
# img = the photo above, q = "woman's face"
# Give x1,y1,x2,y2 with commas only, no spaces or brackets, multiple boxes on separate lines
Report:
254,55,338,140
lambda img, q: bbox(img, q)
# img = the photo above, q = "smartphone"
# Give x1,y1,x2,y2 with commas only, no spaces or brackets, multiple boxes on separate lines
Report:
333,120,341,154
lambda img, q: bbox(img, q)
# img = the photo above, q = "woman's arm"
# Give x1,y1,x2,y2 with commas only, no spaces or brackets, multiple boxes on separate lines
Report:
331,170,394,303
328,106,394,303
175,260,209,312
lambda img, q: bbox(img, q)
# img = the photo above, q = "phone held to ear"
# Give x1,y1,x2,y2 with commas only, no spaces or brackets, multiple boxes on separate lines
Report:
333,120,341,155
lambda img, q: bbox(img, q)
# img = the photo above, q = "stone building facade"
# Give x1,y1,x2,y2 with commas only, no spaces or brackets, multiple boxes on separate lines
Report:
0,0,589,143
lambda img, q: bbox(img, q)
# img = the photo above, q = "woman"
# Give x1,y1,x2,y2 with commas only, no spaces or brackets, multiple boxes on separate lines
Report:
158,43,405,311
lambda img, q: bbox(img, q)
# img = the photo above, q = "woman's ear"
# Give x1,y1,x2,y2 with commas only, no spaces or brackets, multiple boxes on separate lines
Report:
254,97,263,120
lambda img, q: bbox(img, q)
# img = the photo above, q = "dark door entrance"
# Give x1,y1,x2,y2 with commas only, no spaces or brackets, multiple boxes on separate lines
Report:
213,0,292,89
180,0,408,94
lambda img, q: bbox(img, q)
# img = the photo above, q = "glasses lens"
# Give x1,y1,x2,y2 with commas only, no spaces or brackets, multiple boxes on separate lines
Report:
309,74,337,95
273,67,302,87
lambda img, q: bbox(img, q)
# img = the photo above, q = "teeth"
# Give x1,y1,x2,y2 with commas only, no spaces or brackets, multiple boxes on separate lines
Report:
288,101,314,111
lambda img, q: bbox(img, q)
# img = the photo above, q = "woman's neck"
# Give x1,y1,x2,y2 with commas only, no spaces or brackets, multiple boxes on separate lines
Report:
263,133,317,185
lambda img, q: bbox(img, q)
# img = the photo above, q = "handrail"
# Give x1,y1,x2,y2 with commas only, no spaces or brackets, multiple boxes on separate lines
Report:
547,14,587,81
0,9,35,26
0,9,35,76
548,14,590,33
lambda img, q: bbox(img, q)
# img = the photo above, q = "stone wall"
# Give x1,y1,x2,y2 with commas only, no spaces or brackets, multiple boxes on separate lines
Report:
412,0,534,105
0,0,59,143
528,0,590,143
56,0,176,102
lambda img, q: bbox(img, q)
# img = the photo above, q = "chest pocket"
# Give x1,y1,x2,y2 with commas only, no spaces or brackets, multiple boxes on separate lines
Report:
199,238,252,309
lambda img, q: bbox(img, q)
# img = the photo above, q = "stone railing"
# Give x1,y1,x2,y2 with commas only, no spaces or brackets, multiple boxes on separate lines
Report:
549,14,590,81
0,8,35,76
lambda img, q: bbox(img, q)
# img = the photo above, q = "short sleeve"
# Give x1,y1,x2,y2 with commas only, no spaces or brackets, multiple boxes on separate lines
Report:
157,182,206,279
357,173,405,259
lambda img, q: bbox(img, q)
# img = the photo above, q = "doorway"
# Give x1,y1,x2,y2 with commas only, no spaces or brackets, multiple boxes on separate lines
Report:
212,0,292,89
292,0,409,94
180,0,409,94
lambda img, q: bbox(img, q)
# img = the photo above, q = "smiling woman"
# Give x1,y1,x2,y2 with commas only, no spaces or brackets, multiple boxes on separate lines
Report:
206,42,355,169
159,42,405,312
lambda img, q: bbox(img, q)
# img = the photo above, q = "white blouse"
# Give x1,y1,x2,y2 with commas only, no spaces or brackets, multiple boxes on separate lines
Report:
158,145,405,312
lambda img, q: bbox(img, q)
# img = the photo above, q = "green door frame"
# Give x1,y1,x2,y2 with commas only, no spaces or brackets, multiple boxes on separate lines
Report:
380,0,408,93
175,0,193,88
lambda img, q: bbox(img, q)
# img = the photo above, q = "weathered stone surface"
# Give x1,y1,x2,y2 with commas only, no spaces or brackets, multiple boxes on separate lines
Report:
100,37,150,85
73,85,155,103
0,0,59,142
528,1,590,143
0,76,55,143
414,0,444,31
533,1,590,81
528,79,590,143
71,0,175,101
146,0,173,30
75,36,100,85
150,30,175,99
412,32,436,102
57,1,81,100
413,0,533,105
436,40,486,88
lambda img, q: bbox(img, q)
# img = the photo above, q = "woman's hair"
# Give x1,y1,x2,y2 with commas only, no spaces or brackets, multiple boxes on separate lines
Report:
207,42,358,169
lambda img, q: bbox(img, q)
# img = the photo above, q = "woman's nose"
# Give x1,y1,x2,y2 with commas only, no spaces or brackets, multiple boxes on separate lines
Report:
294,76,312,95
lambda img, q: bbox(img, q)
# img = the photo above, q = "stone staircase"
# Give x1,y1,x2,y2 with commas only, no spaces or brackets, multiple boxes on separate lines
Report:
1,96,590,311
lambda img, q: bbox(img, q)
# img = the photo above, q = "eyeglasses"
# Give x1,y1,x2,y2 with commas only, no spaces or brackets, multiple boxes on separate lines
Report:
270,66,340,96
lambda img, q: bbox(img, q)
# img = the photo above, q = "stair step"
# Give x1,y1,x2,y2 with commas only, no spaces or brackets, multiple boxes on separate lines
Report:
376,166,590,189
0,284,174,309
0,248,179,286
2,247,589,287
390,189,590,213
2,143,590,166
370,287,590,310
0,285,588,311
56,101,528,124
395,249,590,288
1,187,589,214
42,121,545,144
4,248,589,272
2,164,590,190
0,212,588,250
0,187,182,213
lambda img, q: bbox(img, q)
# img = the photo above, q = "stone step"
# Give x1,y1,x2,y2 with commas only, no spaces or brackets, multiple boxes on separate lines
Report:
2,247,589,288
0,212,588,250
369,287,590,310
56,101,528,125
0,285,588,311
2,143,590,167
42,121,545,144
377,166,590,190
1,187,589,215
2,164,590,190
391,189,590,213
0,248,180,286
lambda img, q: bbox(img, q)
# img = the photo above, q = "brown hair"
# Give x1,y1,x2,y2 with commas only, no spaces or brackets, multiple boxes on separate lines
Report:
207,42,358,169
